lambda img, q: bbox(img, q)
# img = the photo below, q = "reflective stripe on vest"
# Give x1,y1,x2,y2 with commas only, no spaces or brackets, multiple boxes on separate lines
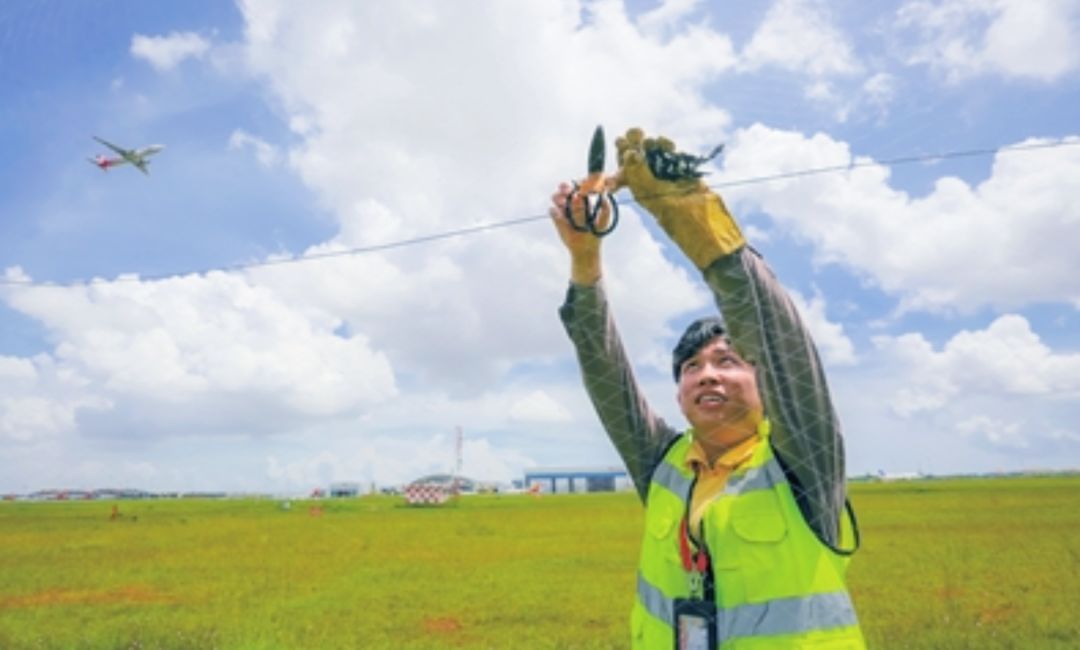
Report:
723,456,786,496
637,572,858,640
651,458,693,499
652,452,786,499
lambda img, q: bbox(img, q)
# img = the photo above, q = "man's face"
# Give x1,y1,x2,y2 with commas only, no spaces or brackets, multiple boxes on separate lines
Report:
676,337,763,438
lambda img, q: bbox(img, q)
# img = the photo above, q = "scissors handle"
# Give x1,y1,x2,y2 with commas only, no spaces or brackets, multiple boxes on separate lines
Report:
564,182,619,237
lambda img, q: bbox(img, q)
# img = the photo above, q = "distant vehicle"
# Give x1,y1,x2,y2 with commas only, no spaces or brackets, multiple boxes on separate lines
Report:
88,136,165,175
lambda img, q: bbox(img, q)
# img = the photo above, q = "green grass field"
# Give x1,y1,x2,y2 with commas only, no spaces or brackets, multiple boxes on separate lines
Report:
2,475,1078,649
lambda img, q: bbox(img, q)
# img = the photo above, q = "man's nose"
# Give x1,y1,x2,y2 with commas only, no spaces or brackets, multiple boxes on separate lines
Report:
697,363,721,384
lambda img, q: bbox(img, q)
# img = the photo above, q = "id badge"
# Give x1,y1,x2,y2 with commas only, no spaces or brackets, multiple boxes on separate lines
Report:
674,598,717,650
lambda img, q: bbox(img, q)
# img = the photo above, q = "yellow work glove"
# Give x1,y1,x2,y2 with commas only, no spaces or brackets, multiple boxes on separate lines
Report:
614,128,745,270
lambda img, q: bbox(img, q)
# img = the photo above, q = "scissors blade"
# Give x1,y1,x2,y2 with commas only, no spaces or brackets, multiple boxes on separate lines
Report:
587,125,605,175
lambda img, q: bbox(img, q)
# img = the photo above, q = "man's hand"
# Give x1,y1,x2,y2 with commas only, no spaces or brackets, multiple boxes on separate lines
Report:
549,181,612,285
614,128,745,270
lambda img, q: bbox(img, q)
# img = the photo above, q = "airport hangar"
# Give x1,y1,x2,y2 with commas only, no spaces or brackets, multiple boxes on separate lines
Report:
524,467,631,494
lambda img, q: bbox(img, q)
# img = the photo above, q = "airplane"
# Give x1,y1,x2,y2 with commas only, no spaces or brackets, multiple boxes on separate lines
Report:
88,136,165,175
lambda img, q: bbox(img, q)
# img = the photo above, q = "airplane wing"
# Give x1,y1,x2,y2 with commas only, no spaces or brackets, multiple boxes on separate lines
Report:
92,136,131,157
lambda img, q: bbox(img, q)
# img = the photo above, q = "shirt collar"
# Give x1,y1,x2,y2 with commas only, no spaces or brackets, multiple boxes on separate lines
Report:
685,421,767,473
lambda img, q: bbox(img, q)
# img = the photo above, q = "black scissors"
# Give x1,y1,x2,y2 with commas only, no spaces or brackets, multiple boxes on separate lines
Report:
564,125,619,237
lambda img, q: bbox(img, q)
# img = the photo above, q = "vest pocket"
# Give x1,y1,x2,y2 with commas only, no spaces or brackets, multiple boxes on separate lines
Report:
645,505,682,568
646,509,676,539
731,491,787,543
728,490,789,605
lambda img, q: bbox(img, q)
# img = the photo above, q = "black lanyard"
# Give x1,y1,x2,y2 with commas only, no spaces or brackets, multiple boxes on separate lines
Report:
679,478,715,602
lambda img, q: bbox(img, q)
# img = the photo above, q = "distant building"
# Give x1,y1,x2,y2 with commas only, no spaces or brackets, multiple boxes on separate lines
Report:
92,488,152,500
407,474,482,493
874,469,926,482
524,467,631,494
329,482,361,497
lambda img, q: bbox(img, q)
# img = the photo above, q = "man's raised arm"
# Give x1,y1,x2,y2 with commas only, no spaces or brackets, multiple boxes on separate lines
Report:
614,129,847,547
549,182,679,501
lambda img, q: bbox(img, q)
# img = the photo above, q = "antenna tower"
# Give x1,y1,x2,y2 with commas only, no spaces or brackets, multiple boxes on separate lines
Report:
453,426,463,494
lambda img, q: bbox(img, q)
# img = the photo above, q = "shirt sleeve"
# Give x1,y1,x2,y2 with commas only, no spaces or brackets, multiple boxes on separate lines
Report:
702,247,847,549
559,281,681,503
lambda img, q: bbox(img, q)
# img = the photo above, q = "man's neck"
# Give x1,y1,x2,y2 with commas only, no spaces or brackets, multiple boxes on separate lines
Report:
695,423,759,467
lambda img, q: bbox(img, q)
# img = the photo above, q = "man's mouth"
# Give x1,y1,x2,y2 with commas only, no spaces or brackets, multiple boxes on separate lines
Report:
696,392,726,405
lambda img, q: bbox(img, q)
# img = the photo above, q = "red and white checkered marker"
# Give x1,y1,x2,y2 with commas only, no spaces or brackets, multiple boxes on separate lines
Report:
404,483,451,505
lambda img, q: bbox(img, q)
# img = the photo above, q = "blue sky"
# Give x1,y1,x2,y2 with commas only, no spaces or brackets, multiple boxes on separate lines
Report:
1,0,1078,494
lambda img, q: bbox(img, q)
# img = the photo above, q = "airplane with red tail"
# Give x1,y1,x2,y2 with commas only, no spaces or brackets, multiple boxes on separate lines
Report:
88,136,165,175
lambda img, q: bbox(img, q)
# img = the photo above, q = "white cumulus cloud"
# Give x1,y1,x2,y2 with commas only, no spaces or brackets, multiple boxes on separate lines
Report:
130,31,211,72
228,130,282,167
721,126,1080,313
509,390,573,423
740,0,861,77
895,0,1080,82
874,314,1080,418
788,289,857,366
2,271,397,441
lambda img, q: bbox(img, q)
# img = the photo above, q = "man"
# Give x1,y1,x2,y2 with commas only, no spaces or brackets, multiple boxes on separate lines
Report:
549,128,865,649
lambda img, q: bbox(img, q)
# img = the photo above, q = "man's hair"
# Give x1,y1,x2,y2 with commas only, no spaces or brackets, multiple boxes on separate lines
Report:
672,316,728,382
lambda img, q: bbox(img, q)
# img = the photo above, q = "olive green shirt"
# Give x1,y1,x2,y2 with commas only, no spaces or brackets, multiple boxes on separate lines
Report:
559,246,849,549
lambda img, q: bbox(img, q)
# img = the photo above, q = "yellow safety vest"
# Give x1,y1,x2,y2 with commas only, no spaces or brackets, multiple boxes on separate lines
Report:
631,424,866,649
